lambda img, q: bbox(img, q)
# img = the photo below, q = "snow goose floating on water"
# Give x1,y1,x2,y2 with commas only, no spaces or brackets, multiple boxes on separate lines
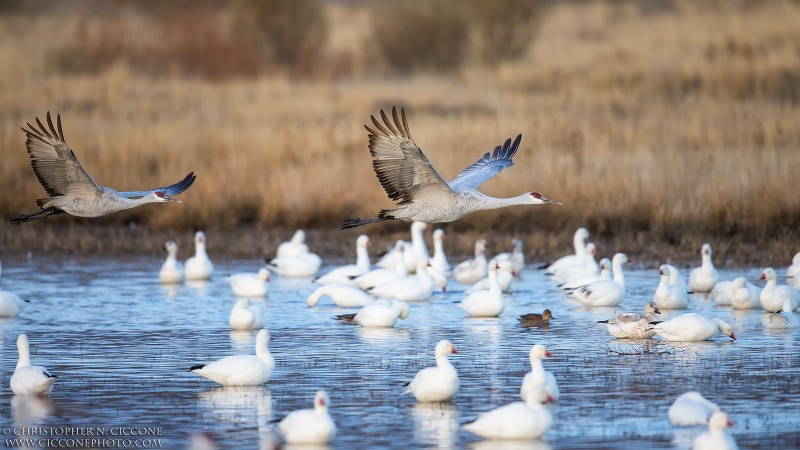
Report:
368,260,436,302
693,410,738,450
566,253,629,307
598,301,661,339
459,261,508,317
466,260,515,294
452,239,488,284
266,252,321,278
335,300,410,327
159,241,185,284
229,298,265,330
0,276,29,318
10,334,56,395
669,391,720,426
494,238,525,275
543,228,589,274
403,340,460,402
649,313,735,342
518,309,553,328
787,252,800,281
376,222,430,273
550,243,598,284
729,277,761,309
307,284,375,308
228,268,270,297
463,384,553,440
761,299,799,329
350,240,408,290
558,257,610,291
431,229,451,275
185,232,214,280
654,265,689,310
189,329,274,386
759,268,800,312
521,344,559,402
689,244,719,293
278,390,337,445
314,235,371,285
276,230,309,258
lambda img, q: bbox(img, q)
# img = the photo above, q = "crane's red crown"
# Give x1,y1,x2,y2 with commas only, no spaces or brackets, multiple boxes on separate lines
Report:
155,191,165,198
531,192,541,199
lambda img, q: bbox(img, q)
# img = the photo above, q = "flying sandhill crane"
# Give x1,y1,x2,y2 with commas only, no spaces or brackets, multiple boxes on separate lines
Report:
10,112,195,224
341,107,561,229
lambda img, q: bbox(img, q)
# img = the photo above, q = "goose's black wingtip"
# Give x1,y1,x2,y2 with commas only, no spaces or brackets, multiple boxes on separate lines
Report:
188,364,206,372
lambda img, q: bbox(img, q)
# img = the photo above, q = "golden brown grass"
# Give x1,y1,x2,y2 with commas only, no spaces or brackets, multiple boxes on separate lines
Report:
1,1,799,263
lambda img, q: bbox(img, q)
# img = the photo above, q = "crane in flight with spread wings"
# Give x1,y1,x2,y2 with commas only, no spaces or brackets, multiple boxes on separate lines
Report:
341,107,561,229
10,112,195,224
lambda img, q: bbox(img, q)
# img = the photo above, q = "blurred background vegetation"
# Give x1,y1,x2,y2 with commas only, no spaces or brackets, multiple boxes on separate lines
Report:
0,0,799,258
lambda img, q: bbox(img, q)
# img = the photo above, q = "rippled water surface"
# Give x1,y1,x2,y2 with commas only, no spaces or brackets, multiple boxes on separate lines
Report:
1,255,799,449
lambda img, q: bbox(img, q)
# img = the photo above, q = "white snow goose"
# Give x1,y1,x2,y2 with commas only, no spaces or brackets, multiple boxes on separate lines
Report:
550,242,599,284
649,313,735,342
787,252,800,281
403,340,460,402
761,298,799,329
520,344,559,402
598,301,661,339
266,252,322,278
669,391,720,426
463,384,553,440
693,410,738,450
350,240,408,290
229,298,265,330
494,237,525,275
314,235,371,285
189,329,274,386
368,259,436,302
452,239,489,284
376,221,430,273
10,334,56,395
185,231,214,280
543,227,590,274
689,244,719,293
276,230,309,258
335,300,410,327
228,268,270,297
653,264,689,310
759,267,800,312
729,277,761,309
466,260,515,294
558,257,611,291
159,241,185,284
278,390,337,445
459,261,508,317
566,253,629,307
307,284,375,308
431,229,451,275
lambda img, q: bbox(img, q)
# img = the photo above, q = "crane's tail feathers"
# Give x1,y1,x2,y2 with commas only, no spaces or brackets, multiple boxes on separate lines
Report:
340,216,393,230
10,207,64,224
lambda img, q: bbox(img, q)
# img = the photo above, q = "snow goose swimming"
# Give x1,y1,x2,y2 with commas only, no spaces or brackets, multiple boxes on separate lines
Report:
518,309,553,328
557,257,610,291
10,334,56,395
729,277,761,309
550,243,599,284
693,410,738,450
278,390,337,445
276,230,309,258
376,221,430,273
653,265,689,310
598,301,661,339
314,235,371,285
350,240,408,290
159,241,185,284
403,340,460,402
189,329,274,386
335,300,410,327
649,313,735,342
787,252,800,281
466,260,515,294
669,391,720,426
307,284,375,308
229,298,265,330
759,268,800,312
520,344,559,402
566,253,629,307
689,244,719,293
431,229,451,275
368,259,436,302
494,238,525,276
185,231,214,280
228,268,270,297
266,252,321,278
761,298,799,329
452,239,488,284
543,228,590,274
463,384,553,440
459,261,508,317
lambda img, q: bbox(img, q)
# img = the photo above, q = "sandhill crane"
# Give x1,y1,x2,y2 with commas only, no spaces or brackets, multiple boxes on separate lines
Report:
341,107,560,229
10,113,195,224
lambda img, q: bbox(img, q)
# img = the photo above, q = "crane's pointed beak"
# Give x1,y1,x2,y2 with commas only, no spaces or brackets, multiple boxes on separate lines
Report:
542,196,562,206
165,197,181,203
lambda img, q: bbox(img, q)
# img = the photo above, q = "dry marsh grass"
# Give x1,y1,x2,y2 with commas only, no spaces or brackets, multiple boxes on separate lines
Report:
0,1,799,260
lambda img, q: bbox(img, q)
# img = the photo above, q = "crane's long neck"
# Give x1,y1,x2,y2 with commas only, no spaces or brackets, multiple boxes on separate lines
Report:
16,336,31,369
356,245,370,272
470,193,533,212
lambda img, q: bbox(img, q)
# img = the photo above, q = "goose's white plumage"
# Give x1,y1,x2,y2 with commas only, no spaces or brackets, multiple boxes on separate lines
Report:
267,253,321,278
693,411,738,450
566,253,629,307
761,299,800,329
544,228,590,274
10,334,56,395
787,252,800,281
278,390,337,445
337,300,410,327
376,222,430,273
650,313,736,342
185,232,214,280
466,260,515,294
665,264,689,293
759,268,800,312
276,230,309,258
452,239,488,284
729,277,761,309
710,280,734,306
228,298,265,330
520,344,559,402
654,264,689,310
669,391,720,425
404,340,459,402
431,229,451,275
459,261,507,317
307,284,375,308
314,235,371,285
0,270,28,317
427,267,449,292
228,268,270,297
350,240,408,290
190,329,274,386
689,244,719,293
463,385,552,440
558,257,611,291
368,260,436,302
598,301,661,339
550,243,598,284
159,241,185,284
494,238,525,275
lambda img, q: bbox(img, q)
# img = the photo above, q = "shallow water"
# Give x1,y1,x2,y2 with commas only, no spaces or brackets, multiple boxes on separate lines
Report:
0,255,798,449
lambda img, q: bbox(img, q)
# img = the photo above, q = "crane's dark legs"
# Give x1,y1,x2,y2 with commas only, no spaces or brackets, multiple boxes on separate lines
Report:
10,207,64,224
340,216,394,229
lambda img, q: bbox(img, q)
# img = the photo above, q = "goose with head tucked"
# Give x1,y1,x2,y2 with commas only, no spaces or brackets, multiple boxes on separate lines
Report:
431,229,451,275
565,253,629,307
350,240,408,290
598,301,661,339
759,268,800,312
762,298,799,329
557,257,610,291
229,298,265,330
466,260,515,294
10,334,56,395
307,284,376,308
266,252,321,278
335,300,410,327
403,340,460,402
452,239,488,284
463,385,553,440
669,391,720,426
550,243,599,284
693,410,738,450
314,235,371,285
185,231,214,280
653,265,689,310
278,390,337,445
459,261,509,317
189,329,274,386
543,228,590,274
159,241,185,284
276,230,309,258
368,259,436,302
228,268,270,298
520,344,559,402
689,244,719,293
494,238,525,275
729,277,761,309
649,313,736,342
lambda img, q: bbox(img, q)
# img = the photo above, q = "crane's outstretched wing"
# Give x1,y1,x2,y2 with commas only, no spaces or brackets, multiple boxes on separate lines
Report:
366,107,454,205
118,172,196,199
21,112,101,198
448,134,521,192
